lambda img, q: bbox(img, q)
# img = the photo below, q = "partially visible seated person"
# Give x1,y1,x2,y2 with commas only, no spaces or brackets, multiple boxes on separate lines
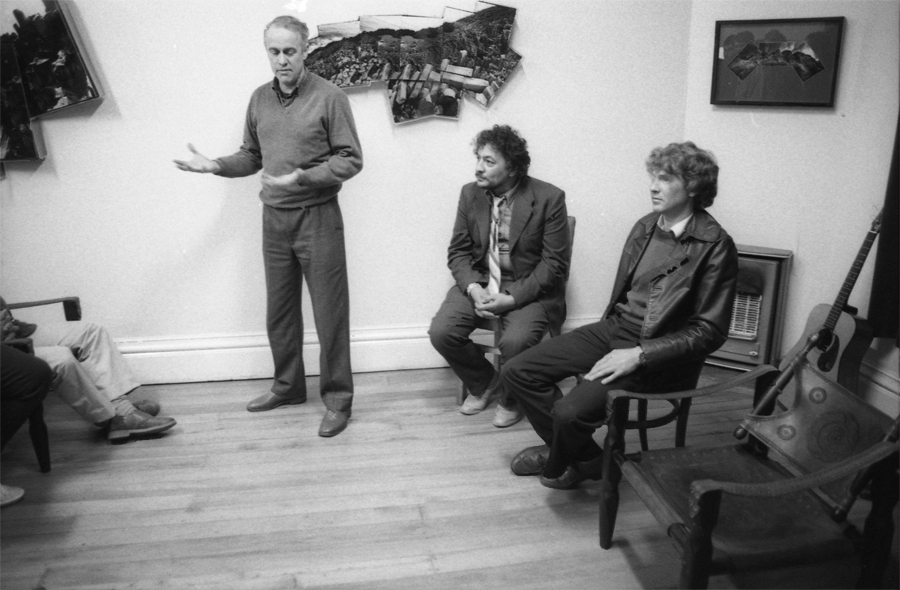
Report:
0,299,176,443
429,125,570,428
1,344,53,507
502,141,739,489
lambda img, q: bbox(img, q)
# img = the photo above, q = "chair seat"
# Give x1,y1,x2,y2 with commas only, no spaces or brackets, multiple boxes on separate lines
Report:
626,443,861,575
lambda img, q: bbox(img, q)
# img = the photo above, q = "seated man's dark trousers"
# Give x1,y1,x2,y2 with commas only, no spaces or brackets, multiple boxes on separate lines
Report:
429,283,550,407
1,344,53,450
502,315,698,478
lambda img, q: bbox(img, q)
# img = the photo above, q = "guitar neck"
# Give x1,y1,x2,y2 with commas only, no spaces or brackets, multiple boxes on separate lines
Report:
823,227,880,330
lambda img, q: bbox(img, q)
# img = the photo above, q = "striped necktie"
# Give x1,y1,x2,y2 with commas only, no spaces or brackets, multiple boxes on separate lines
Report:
487,195,507,295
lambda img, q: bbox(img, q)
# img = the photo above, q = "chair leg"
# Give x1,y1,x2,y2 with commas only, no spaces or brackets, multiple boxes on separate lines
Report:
600,402,628,549
457,382,467,406
679,490,720,589
638,400,649,451
857,458,899,588
28,403,51,473
675,398,693,448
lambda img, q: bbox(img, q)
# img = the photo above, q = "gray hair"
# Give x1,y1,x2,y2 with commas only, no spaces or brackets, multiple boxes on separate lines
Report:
265,16,309,47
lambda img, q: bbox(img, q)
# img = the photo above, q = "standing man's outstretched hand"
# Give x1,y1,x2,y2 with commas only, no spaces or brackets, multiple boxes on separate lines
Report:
174,144,221,174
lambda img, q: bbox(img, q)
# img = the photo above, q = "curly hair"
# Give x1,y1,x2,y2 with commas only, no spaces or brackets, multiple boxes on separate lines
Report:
473,125,530,178
265,16,309,47
645,141,719,209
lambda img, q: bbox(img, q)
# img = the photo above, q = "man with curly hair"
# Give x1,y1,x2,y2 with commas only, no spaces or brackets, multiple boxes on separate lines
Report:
504,141,739,489
430,125,570,428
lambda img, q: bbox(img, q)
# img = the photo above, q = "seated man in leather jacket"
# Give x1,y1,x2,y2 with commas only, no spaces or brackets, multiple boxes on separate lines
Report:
503,141,739,490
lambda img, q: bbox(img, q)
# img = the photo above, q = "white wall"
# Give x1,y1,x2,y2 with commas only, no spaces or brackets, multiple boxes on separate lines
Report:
0,0,692,379
682,0,899,413
0,0,896,411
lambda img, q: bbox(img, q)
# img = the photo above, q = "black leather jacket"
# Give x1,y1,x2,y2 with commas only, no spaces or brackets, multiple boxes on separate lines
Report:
603,209,739,370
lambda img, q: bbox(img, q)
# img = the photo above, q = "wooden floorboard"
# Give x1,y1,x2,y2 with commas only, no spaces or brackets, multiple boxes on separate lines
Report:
1,366,896,590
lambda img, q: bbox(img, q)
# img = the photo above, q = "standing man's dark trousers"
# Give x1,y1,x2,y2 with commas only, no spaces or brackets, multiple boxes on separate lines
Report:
429,284,550,408
1,345,53,450
263,199,353,413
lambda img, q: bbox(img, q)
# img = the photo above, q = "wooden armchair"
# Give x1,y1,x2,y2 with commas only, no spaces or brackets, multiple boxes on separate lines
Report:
598,355,899,589
2,296,81,473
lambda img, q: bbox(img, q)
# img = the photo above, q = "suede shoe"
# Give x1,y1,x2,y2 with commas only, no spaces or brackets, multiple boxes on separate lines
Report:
246,392,306,412
510,444,550,476
492,404,523,428
107,410,176,443
132,399,161,416
460,372,500,415
318,410,350,437
0,484,25,508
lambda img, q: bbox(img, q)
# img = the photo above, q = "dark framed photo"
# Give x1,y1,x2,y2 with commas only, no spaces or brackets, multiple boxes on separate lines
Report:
711,17,844,107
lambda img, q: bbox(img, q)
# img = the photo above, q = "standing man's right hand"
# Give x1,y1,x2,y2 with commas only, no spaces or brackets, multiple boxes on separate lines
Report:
174,144,221,174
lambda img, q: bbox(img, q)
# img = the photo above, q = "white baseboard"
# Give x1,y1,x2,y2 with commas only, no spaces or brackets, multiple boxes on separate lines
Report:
118,316,602,385
120,319,898,419
118,327,447,385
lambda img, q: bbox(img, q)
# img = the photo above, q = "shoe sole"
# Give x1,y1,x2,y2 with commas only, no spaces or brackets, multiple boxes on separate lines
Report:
246,398,307,412
108,420,176,443
539,476,583,490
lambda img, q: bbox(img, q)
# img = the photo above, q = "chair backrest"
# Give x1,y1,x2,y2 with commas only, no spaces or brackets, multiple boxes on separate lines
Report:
743,358,894,504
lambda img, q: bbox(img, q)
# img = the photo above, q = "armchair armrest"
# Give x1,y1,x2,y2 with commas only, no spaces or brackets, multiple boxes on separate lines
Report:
7,297,81,321
607,364,780,411
691,441,899,501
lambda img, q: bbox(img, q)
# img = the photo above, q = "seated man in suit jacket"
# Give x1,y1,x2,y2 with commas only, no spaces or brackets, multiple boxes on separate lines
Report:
429,125,570,428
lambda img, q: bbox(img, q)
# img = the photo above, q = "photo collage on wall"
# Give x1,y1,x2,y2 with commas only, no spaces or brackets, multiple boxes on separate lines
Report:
305,2,521,124
1,0,101,162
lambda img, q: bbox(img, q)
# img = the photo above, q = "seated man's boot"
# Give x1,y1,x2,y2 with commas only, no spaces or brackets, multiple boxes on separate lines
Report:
540,453,604,490
511,444,550,476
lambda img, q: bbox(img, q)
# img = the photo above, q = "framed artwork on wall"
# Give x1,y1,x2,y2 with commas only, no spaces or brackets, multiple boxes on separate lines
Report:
711,17,844,107
305,2,521,125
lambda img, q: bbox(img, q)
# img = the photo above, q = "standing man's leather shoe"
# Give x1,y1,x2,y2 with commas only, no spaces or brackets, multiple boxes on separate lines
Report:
318,410,350,437
246,392,306,412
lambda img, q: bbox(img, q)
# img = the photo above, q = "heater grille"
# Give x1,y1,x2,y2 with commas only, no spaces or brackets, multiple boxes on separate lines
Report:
730,292,762,340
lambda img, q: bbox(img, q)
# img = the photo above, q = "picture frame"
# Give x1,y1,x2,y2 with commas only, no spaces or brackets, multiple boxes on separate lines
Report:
711,17,844,107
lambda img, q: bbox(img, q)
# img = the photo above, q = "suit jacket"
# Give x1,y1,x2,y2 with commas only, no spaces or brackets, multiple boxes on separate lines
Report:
602,209,739,371
447,175,570,330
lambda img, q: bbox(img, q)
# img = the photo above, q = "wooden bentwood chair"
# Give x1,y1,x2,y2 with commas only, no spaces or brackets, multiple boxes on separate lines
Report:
458,216,576,405
598,334,900,589
3,296,82,473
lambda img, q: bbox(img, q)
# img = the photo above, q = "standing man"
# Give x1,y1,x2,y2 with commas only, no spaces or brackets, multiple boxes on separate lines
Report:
174,16,363,437
429,125,569,428
503,141,738,489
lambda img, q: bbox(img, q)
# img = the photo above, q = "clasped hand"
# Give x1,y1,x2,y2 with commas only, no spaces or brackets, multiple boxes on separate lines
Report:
261,168,307,198
469,285,516,319
584,346,643,385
